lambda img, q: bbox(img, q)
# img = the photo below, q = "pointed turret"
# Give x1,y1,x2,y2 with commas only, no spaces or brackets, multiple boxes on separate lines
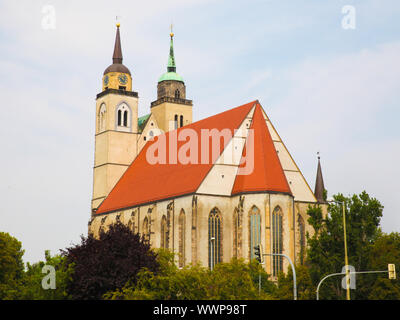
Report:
112,23,123,64
167,33,176,72
314,154,326,203
103,23,131,76
158,31,183,83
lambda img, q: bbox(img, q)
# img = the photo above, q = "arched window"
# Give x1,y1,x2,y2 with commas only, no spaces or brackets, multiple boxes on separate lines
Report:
143,217,149,243
174,114,178,129
298,214,306,265
117,109,122,126
208,207,222,269
116,103,131,130
272,206,283,277
99,103,106,132
249,206,261,260
175,89,180,99
123,110,128,127
180,115,183,128
161,215,168,249
233,208,239,258
178,210,186,268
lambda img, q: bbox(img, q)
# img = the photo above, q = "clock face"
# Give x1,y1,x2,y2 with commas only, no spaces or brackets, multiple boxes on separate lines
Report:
118,74,128,85
103,75,109,86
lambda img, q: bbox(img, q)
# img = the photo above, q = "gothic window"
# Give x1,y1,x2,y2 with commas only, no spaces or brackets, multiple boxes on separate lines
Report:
117,110,122,126
175,89,180,99
180,115,183,128
249,206,261,261
208,207,222,269
143,217,149,243
123,110,128,127
174,114,178,129
272,206,283,277
233,208,239,258
298,214,306,265
161,215,169,249
178,210,186,268
116,103,131,130
99,103,106,132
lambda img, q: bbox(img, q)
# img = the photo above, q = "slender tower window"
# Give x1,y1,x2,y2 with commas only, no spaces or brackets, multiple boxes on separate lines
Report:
175,89,180,99
249,206,261,260
143,217,149,243
161,216,168,249
233,209,240,258
178,210,186,267
180,115,183,128
298,214,306,265
174,114,178,129
117,109,122,126
123,110,128,127
208,207,222,269
272,206,283,277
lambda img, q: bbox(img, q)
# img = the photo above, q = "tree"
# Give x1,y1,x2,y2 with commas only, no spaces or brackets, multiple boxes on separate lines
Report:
275,265,315,300
105,253,276,300
306,191,384,300
0,232,25,300
366,232,400,299
62,221,158,300
19,250,73,300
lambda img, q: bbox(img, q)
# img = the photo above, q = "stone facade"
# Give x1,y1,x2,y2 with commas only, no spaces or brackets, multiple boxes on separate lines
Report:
89,192,327,277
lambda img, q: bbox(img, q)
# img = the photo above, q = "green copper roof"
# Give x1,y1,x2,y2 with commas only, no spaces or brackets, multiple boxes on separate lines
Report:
158,34,184,83
138,114,151,131
158,71,184,83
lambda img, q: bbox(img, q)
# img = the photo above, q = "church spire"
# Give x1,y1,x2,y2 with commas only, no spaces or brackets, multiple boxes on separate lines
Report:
167,26,176,72
113,23,123,64
314,153,326,203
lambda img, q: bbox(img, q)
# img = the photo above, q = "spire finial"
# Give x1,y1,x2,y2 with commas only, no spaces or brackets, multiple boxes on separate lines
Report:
167,26,176,73
314,152,326,203
112,21,123,64
170,23,174,38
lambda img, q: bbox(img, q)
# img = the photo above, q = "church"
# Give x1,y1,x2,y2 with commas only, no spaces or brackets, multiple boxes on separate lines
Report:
88,24,327,278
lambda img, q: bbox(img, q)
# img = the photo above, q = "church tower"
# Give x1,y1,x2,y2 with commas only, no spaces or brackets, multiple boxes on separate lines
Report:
150,30,192,132
91,23,139,211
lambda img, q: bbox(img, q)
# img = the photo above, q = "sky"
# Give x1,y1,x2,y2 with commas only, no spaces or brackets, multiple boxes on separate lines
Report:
0,0,399,264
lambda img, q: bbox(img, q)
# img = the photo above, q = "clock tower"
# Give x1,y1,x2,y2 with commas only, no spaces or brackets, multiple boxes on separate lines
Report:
91,23,139,211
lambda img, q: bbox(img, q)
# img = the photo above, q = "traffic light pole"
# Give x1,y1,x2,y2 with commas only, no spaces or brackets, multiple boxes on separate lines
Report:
263,253,297,300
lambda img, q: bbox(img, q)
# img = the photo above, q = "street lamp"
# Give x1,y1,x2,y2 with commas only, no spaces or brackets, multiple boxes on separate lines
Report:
327,197,350,300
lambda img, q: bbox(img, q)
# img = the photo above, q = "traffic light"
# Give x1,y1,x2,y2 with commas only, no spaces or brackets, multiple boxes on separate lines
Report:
254,244,263,263
388,264,396,280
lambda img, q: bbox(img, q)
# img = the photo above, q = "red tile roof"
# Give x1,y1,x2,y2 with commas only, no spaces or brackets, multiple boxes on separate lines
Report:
96,101,256,214
231,104,291,195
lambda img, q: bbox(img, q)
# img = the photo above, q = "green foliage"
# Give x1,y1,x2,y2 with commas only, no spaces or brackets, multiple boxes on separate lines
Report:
0,232,25,300
306,191,387,300
19,250,74,300
105,252,275,300
365,232,400,299
275,265,315,300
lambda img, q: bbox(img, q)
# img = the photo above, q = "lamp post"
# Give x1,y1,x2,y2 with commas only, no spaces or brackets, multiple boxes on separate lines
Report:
327,198,350,300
